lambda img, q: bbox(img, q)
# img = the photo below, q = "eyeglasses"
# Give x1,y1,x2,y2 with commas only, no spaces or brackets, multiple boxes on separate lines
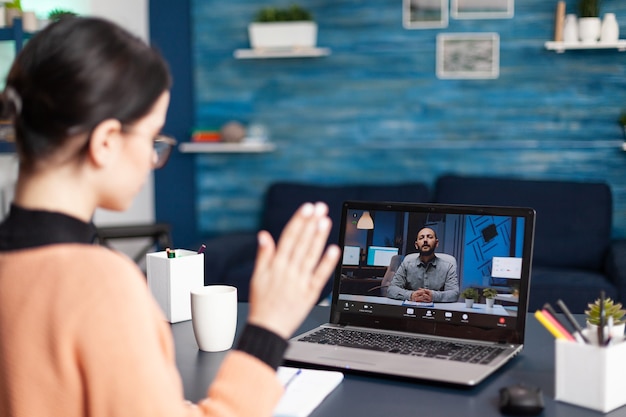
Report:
153,134,177,169
122,125,177,169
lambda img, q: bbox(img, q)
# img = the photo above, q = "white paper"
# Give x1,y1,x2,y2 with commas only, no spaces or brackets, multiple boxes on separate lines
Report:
273,367,344,417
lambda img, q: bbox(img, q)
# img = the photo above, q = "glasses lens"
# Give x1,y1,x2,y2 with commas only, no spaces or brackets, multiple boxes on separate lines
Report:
153,135,176,169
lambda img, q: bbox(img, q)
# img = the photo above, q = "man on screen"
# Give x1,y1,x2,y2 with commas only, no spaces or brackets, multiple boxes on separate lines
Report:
387,227,459,302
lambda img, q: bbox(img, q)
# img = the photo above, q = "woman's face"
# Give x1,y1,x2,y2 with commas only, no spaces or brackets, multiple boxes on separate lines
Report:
99,91,171,212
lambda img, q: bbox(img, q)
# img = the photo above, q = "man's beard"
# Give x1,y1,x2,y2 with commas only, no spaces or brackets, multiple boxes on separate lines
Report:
419,245,435,256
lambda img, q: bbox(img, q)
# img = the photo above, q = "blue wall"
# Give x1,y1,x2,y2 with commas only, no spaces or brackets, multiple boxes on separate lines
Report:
154,0,626,245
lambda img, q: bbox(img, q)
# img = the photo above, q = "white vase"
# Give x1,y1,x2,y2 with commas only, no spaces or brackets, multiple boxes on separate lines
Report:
600,13,619,43
563,14,579,43
21,11,37,32
579,17,601,44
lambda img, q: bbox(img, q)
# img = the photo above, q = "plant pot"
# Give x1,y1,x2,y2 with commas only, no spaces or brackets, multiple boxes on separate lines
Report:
486,298,495,308
584,321,626,345
464,299,474,308
578,17,601,44
248,21,317,49
5,8,22,27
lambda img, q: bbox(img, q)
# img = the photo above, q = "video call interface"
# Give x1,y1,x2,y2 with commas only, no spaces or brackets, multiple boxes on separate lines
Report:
335,207,529,331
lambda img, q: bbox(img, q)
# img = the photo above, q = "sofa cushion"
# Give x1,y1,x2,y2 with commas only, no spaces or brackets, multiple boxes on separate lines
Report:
261,182,431,245
434,175,612,271
529,266,618,313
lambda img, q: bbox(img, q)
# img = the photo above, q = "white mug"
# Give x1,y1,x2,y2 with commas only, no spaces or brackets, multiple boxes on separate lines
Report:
191,285,238,352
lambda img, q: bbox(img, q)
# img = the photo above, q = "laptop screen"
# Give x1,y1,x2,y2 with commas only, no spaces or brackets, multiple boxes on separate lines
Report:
331,201,536,345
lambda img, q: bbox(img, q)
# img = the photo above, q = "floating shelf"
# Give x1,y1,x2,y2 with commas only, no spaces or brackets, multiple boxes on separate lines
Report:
545,40,626,53
179,141,276,153
234,47,331,59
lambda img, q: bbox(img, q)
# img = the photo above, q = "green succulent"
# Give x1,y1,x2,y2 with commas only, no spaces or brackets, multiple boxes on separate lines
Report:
5,0,22,11
254,4,313,22
579,0,600,18
48,8,78,21
461,287,479,301
585,297,626,326
483,288,498,299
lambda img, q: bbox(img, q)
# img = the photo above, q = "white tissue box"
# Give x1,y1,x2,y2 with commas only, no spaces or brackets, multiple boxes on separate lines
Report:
146,249,204,323
555,338,626,413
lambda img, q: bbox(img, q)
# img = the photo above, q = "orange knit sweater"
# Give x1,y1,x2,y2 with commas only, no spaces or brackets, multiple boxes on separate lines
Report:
0,244,283,417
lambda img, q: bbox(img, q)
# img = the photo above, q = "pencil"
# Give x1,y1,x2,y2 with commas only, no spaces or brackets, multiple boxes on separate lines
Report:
556,299,590,344
541,307,575,342
534,310,570,340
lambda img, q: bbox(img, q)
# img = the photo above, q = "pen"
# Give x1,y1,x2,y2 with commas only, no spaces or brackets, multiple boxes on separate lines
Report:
534,310,570,340
284,368,302,388
556,299,590,344
541,306,575,342
197,244,206,255
166,248,176,258
606,316,614,346
599,291,606,346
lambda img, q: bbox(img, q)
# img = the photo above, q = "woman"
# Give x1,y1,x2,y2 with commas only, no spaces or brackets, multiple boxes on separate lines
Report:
0,17,340,417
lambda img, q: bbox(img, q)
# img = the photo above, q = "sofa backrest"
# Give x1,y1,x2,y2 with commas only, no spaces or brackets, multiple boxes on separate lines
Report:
261,182,431,245
434,175,612,271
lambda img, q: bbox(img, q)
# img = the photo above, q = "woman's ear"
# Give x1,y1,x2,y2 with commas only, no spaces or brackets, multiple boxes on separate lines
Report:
88,119,123,168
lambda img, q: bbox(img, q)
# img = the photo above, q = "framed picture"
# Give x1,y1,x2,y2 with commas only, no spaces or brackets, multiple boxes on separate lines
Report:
436,33,500,79
451,0,514,19
403,0,449,29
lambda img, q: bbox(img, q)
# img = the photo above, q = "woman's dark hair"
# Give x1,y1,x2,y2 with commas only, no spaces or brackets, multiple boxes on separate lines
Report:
0,17,172,168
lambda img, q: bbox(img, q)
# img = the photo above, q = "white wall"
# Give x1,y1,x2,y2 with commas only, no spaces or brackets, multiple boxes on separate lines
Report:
1,0,156,264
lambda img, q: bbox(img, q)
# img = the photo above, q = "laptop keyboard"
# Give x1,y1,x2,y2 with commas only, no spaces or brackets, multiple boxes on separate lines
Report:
298,327,505,365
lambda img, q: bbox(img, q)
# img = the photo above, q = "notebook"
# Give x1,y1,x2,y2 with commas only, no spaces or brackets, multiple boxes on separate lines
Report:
285,200,536,386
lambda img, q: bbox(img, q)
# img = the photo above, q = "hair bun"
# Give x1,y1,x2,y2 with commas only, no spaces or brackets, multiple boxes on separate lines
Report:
0,87,22,120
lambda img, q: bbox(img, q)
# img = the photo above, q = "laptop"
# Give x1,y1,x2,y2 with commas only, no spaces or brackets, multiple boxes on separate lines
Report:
284,200,536,386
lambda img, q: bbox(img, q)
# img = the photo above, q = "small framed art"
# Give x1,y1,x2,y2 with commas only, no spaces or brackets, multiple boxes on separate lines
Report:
436,33,500,79
451,0,514,19
403,0,449,29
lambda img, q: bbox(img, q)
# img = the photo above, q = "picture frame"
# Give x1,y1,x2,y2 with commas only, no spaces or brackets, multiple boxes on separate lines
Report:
436,33,500,79
403,0,449,29
451,0,514,19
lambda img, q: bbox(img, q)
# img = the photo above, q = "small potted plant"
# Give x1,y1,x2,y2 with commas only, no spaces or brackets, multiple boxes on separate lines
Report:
578,0,601,43
48,8,77,22
248,4,317,50
584,297,626,343
461,287,479,308
4,0,22,27
483,288,498,308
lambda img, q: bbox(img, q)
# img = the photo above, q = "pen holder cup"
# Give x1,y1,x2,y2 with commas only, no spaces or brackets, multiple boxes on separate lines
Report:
146,249,204,323
555,338,626,413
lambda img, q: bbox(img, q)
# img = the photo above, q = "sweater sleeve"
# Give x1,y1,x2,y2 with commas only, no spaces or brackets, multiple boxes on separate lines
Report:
72,249,283,417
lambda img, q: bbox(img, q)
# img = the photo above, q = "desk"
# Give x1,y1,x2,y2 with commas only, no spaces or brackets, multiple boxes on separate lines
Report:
171,304,625,417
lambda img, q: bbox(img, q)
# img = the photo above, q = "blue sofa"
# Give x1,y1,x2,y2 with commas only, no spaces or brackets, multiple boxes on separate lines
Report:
202,176,626,312
434,175,626,313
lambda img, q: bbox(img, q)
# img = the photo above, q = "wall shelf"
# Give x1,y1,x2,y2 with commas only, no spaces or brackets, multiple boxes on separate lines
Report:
545,40,626,53
179,141,276,153
233,47,331,59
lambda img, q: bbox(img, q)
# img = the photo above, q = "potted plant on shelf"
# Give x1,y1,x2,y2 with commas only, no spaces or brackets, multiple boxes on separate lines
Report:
48,8,77,22
483,288,498,308
4,0,21,27
461,288,479,308
248,4,317,50
584,297,626,343
578,0,601,43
